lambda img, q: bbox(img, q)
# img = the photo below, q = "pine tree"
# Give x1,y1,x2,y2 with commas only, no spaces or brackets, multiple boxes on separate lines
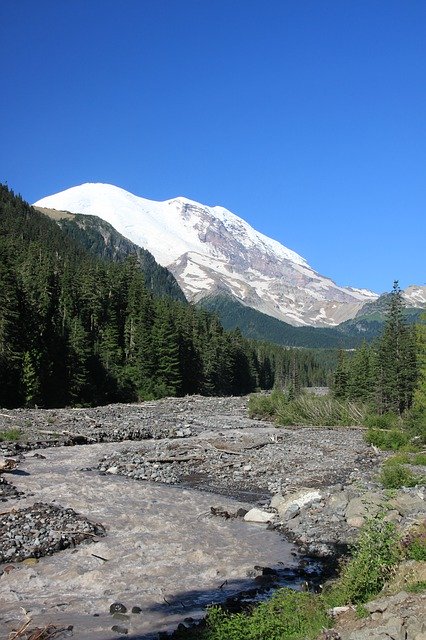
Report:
333,350,350,398
348,342,373,402
375,281,418,414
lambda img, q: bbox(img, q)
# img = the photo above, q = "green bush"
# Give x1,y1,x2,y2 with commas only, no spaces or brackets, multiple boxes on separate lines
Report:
403,522,426,561
197,589,330,640
379,460,422,489
248,392,280,419
365,428,411,451
363,413,400,429
324,514,402,605
0,428,21,442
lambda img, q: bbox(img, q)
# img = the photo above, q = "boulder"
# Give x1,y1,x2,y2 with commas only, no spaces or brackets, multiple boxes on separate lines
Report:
345,492,383,528
390,493,425,517
243,508,274,524
272,488,322,520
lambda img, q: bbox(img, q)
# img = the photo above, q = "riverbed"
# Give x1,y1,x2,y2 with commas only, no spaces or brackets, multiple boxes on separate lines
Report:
0,440,298,639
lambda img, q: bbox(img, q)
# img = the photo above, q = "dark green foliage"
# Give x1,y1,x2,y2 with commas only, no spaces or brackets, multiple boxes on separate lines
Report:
375,282,418,415
176,588,331,640
325,514,402,605
332,283,419,443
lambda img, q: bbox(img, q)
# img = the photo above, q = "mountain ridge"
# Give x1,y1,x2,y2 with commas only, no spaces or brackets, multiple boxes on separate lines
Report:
33,183,387,328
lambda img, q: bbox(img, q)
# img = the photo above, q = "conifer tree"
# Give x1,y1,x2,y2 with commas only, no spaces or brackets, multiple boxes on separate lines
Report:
333,350,350,398
375,281,418,414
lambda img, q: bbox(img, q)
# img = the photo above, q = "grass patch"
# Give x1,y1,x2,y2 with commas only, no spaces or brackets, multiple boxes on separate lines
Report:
402,521,426,561
365,428,412,451
0,428,21,442
355,604,369,619
411,453,426,466
379,460,424,489
406,580,426,594
249,391,367,427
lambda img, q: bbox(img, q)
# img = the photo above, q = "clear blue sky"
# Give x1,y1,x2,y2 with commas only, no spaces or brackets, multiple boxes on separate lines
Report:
1,0,425,293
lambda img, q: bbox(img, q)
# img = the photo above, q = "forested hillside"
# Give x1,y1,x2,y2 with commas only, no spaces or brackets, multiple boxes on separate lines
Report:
36,207,186,302
0,185,333,408
199,294,360,348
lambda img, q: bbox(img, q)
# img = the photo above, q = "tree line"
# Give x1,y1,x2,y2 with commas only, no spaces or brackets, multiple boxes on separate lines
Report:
0,184,334,408
333,282,421,418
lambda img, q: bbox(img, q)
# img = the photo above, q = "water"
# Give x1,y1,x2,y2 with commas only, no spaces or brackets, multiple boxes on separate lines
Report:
0,441,299,639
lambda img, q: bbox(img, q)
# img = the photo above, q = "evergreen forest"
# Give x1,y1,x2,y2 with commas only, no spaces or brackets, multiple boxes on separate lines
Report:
0,185,335,408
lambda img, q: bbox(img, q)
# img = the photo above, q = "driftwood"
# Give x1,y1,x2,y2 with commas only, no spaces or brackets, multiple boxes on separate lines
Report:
145,456,202,463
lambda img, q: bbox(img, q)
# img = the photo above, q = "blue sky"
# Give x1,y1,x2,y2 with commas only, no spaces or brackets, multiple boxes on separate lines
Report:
1,0,425,293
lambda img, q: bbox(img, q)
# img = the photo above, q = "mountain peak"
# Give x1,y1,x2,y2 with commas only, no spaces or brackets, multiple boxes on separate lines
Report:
34,183,378,327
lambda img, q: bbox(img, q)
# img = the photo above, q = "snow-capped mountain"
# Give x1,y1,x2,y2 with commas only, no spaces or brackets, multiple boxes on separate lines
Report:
34,183,379,327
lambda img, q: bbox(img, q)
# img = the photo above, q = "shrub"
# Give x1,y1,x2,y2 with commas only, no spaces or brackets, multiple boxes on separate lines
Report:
324,514,402,605
402,521,426,561
198,589,330,640
379,460,422,489
363,413,400,429
248,392,280,419
365,428,411,451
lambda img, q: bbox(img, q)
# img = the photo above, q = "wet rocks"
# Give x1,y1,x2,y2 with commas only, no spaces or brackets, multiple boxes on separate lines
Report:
0,476,24,502
269,483,425,558
0,502,106,562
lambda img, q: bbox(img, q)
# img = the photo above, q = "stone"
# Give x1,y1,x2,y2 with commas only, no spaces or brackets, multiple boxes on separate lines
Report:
273,488,322,520
107,466,119,475
131,606,142,614
111,625,128,635
270,493,284,509
345,492,383,527
390,493,425,517
329,491,349,515
109,602,127,614
243,508,273,523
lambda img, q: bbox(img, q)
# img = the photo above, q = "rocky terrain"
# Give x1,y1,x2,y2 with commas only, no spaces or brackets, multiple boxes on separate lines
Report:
0,395,424,639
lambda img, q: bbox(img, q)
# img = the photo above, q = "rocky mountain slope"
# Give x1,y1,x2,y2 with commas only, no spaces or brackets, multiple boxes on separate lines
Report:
34,183,379,327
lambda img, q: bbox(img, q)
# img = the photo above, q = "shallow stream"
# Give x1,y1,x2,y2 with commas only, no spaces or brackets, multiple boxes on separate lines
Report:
0,441,299,639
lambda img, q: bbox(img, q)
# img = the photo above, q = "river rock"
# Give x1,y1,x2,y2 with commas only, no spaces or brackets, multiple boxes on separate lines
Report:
345,492,383,528
273,488,322,520
390,492,425,517
243,508,274,523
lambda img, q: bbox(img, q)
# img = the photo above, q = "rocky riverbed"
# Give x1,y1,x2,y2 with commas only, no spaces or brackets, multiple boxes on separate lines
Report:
0,395,425,639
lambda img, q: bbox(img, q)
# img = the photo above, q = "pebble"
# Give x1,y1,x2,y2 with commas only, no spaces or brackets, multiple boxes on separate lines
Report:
0,502,106,562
